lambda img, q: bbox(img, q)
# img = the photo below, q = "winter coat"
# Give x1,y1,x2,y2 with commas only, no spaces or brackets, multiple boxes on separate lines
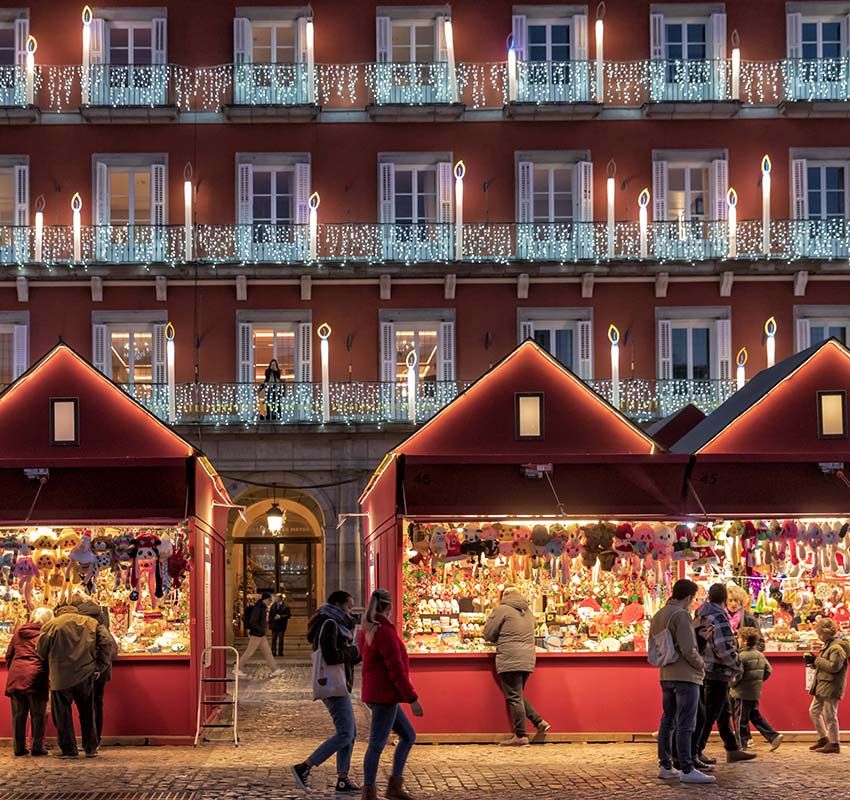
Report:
246,600,270,637
483,593,537,675
75,599,118,683
4,623,48,696
648,602,705,685
36,606,112,691
730,646,772,701
358,614,417,705
308,605,361,693
269,601,292,632
694,601,743,682
811,637,850,700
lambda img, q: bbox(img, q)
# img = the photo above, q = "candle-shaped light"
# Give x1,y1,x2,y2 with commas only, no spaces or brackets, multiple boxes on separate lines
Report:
506,34,517,102
25,35,36,105
454,160,465,261
308,191,320,261
406,349,417,423
317,323,331,424
165,322,176,422
305,19,315,103
761,155,771,256
444,18,458,103
71,192,82,262
764,316,777,368
183,162,193,262
726,188,738,259
736,346,748,391
638,188,650,259
81,6,93,103
608,323,620,409
606,159,616,257
731,29,741,101
595,2,606,103
33,194,44,263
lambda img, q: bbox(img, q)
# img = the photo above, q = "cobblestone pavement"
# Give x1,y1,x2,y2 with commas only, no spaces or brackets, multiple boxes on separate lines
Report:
0,663,848,800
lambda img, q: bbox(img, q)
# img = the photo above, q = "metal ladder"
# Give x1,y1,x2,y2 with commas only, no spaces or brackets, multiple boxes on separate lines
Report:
194,645,240,747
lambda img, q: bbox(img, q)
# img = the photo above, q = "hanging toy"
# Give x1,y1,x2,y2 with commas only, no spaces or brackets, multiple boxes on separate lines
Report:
129,532,163,609
479,525,499,559
741,521,758,577
65,532,99,601
167,542,191,589
562,524,582,582
779,519,800,574
652,524,675,582
531,524,551,557
632,523,655,576
672,524,696,562
112,532,135,589
13,540,39,610
806,522,825,577
91,534,115,581
823,522,841,573
157,532,174,594
693,523,719,567
726,520,745,574
614,522,638,576
429,527,449,560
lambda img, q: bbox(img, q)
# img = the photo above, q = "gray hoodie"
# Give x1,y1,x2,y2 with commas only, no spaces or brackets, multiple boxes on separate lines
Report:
483,593,537,674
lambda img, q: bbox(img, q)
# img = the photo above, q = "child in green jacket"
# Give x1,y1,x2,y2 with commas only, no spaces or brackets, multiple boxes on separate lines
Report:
730,627,783,751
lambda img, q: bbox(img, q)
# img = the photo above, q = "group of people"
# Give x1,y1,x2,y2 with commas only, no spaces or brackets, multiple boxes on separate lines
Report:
238,591,291,676
650,579,850,786
5,597,116,759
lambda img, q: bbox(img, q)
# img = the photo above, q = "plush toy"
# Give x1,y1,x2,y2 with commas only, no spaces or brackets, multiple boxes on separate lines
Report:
479,525,499,559
512,527,535,557
56,528,81,551
12,540,38,609
531,525,551,556
806,522,825,577
580,523,616,571
693,523,719,566
129,532,163,607
613,523,638,575
460,525,485,562
741,521,759,577
51,554,69,600
430,528,448,559
823,522,841,573
91,534,114,573
31,530,57,552
66,532,99,600
726,520,745,573
631,523,655,574
167,543,191,589
112,532,135,589
839,523,850,575
652,524,675,579
779,519,800,573
444,529,464,562
672,524,696,562
34,548,56,604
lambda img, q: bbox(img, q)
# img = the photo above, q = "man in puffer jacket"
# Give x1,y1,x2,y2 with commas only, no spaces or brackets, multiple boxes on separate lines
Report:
805,617,850,754
483,587,549,746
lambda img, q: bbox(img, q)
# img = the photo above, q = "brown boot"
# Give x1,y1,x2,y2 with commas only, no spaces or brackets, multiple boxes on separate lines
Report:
819,742,841,754
810,737,829,751
361,786,378,800
386,775,414,800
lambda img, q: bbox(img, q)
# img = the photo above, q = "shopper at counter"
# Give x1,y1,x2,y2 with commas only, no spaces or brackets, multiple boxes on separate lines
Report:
74,598,118,748
483,586,550,747
805,617,850,754
730,626,782,751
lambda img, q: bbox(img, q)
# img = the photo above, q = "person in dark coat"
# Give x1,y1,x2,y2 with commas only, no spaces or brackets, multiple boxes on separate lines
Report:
238,593,282,676
269,593,292,657
74,598,118,748
5,607,52,756
263,359,283,420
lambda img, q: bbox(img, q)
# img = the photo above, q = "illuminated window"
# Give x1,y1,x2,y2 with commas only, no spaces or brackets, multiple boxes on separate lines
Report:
108,326,153,385
50,398,79,446
532,164,573,223
668,163,709,222
818,391,846,439
391,20,435,63
251,22,296,64
516,393,544,440
109,167,152,226
395,324,438,384
252,325,297,383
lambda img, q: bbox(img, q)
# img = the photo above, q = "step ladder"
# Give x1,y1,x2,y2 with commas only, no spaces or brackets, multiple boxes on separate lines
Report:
194,645,240,747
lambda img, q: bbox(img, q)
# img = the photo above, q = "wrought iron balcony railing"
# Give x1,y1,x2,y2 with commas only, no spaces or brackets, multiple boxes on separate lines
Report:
83,63,172,107
232,62,312,105
0,65,34,107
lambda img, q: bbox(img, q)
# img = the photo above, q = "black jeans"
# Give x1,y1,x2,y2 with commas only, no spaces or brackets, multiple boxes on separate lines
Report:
51,676,98,756
672,685,706,765
498,671,542,737
271,626,287,657
697,679,740,753
732,698,778,743
9,691,47,755
93,675,108,745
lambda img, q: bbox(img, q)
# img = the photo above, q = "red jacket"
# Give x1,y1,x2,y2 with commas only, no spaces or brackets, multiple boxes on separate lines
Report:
358,614,418,705
5,623,48,696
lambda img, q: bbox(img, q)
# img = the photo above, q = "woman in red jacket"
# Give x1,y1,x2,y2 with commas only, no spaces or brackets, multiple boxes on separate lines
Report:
5,607,53,756
358,589,423,800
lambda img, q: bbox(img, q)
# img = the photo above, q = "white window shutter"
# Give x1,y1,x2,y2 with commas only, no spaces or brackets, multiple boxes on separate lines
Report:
650,13,665,61
787,12,802,60
152,323,167,383
653,160,668,222
90,18,106,65
297,322,312,382
12,324,27,380
657,319,672,380
573,15,588,62
150,163,167,227
710,13,726,61
711,159,729,221
294,162,311,226
439,321,456,382
791,158,808,220
511,15,527,62
238,322,253,383
379,162,395,224
237,163,253,225
437,162,453,225
575,161,594,222
577,320,593,379
435,16,448,63
96,162,109,226
152,18,167,65
845,14,850,60
520,320,534,342
517,161,533,223
296,17,310,65
796,317,811,352
714,318,731,381
13,164,28,227
376,16,391,63
92,323,108,375
380,321,395,382
234,17,251,64
13,18,28,69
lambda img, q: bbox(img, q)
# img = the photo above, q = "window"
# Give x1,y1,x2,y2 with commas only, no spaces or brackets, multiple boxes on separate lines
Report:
807,163,846,220
0,322,27,385
109,167,152,227
657,312,731,382
533,322,575,368
516,393,544,439
250,325,297,382
394,323,439,384
380,314,455,384
802,20,843,60
109,22,153,66
391,20,435,63
252,168,294,226
532,165,573,223
237,318,311,385
665,21,707,62
0,159,28,255
528,20,570,63
108,326,154,384
795,310,850,351
0,168,13,227
671,322,711,381
811,320,849,345
394,166,437,224
519,314,592,378
0,24,13,66
50,399,79,445
668,164,709,222
818,391,847,438
251,22,296,64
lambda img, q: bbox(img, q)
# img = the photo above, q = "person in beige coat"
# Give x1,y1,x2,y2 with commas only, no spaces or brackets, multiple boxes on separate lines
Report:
483,587,549,746
805,617,850,754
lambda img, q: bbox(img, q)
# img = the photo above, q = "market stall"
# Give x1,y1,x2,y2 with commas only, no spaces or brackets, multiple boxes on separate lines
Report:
0,344,230,743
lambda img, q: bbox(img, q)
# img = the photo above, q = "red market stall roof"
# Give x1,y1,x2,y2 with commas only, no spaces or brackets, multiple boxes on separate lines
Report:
0,342,232,525
361,340,689,523
646,403,706,451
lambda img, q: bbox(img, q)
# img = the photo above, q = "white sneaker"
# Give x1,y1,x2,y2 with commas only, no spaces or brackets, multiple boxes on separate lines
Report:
270,668,285,677
236,670,248,678
658,766,681,779
680,769,717,785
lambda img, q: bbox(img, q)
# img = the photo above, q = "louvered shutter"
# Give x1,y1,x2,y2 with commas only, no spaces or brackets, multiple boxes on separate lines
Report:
650,13,665,60
95,161,109,226
92,323,108,375
234,17,251,64
439,321,455,382
791,158,808,220
13,18,28,69
517,161,533,223
657,319,672,380
437,162,453,224
150,163,166,227
653,160,668,221
90,18,106,64
152,323,167,383
575,161,593,222
710,13,726,61
237,163,253,224
435,16,448,62
711,159,729,222
511,15,527,62
294,162,311,225
152,18,167,65
376,16,391,63
796,317,811,352
296,17,310,66
12,324,27,380
577,320,593,379
845,14,850,61
297,321,312,382
380,321,395,382
715,318,731,381
13,164,28,227
237,322,253,383
520,320,534,342
573,15,588,62
379,162,395,223
787,12,802,59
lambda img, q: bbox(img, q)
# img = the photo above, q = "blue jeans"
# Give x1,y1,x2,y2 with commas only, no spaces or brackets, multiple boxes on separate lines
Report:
658,680,700,774
308,694,356,775
363,703,416,787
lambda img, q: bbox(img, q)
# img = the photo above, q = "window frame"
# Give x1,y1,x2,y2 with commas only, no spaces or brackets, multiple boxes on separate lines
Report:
250,165,295,226
808,317,850,345
393,164,438,225
663,17,709,62
249,20,297,65
666,160,710,222
105,323,157,385
390,18,436,64
108,20,154,67
670,318,714,381
108,165,153,227
50,398,80,447
531,319,577,369
806,160,849,221
515,392,545,440
800,16,845,59
393,320,441,383
531,162,574,223
526,18,571,63
250,322,299,383
817,390,847,439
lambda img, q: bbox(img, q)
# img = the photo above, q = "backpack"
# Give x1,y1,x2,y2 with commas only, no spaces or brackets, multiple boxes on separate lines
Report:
648,610,682,667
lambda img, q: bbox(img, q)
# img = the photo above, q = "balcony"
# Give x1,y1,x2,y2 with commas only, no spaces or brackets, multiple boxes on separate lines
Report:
0,65,40,122
224,62,317,121
780,58,850,116
81,63,178,121
367,62,463,120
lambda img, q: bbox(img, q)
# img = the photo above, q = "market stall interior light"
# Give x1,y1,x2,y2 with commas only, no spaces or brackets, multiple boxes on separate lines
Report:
516,392,543,439
818,391,847,438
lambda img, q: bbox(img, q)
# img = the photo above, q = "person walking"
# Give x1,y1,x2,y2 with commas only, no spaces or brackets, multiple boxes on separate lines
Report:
263,359,283,421
238,592,283,677
359,588,422,800
805,617,850,754
694,583,756,764
483,586,549,746
291,590,362,793
5,607,52,757
36,603,112,759
730,626,782,751
649,579,714,785
74,598,118,748
269,593,292,657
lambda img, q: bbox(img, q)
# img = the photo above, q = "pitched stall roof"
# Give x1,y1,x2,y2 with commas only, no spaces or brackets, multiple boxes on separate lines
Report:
646,403,706,451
